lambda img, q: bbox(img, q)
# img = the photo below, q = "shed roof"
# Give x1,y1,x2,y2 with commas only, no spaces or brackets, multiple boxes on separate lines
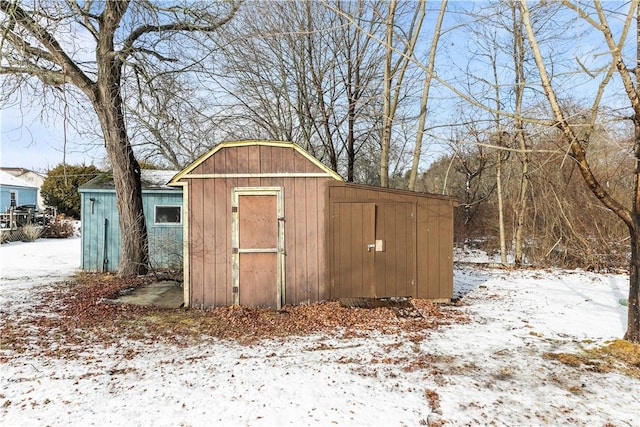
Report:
80,170,180,192
169,140,343,184
0,170,38,188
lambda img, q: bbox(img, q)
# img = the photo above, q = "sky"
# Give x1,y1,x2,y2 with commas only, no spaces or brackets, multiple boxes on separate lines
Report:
0,1,634,175
0,106,103,173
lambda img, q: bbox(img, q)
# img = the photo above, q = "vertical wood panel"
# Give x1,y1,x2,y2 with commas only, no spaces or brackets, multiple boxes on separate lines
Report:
294,149,307,173
189,179,205,307
426,201,439,298
213,179,229,305
306,178,320,303
282,177,295,305
438,201,454,299
416,202,427,298
248,146,260,173
202,179,216,306
261,146,273,173
294,177,307,304
214,146,226,174
226,146,238,174
237,146,249,174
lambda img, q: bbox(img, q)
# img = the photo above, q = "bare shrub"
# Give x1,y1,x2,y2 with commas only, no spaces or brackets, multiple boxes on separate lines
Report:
21,224,43,242
43,216,75,239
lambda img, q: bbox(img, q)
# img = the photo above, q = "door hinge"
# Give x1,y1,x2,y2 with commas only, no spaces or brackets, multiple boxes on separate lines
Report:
231,206,238,213
232,247,239,254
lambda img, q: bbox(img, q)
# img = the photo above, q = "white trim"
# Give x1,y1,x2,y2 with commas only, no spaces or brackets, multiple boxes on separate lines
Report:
231,186,285,309
168,181,190,308
238,248,278,253
184,172,332,179
168,140,344,185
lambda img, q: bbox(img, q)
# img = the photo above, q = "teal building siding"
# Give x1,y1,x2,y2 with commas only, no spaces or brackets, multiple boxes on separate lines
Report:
0,171,38,212
79,171,183,272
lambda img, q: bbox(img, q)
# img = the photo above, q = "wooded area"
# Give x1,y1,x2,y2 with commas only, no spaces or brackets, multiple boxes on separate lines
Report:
2,1,640,340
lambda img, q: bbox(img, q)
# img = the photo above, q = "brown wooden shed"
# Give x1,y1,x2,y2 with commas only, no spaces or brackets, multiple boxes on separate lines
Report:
169,140,456,309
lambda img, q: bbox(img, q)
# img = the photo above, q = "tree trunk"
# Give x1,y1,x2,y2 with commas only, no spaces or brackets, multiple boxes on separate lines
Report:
95,2,149,276
496,151,507,264
96,101,149,277
513,152,529,265
380,0,396,188
408,0,447,191
512,0,529,266
626,225,640,342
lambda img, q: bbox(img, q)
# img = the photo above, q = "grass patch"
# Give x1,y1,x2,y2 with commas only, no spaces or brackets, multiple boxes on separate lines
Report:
543,339,640,379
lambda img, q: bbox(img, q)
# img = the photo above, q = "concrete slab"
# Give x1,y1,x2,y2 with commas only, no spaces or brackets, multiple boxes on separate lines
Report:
108,280,184,308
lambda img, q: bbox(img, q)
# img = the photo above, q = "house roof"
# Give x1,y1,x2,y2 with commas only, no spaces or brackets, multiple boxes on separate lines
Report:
0,170,38,189
169,140,344,184
0,167,45,177
79,170,180,192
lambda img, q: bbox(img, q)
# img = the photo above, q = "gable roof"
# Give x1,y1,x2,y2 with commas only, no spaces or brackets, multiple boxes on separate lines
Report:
169,140,343,184
80,170,180,192
0,170,38,189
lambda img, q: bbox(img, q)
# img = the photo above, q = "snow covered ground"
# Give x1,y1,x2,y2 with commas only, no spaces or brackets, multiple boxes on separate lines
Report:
1,237,639,426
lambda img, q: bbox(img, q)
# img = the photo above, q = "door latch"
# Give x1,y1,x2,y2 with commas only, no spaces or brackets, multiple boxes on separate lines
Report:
367,243,375,252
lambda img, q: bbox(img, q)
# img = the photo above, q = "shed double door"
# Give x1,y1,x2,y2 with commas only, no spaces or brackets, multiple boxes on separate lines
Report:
231,187,284,309
331,202,416,298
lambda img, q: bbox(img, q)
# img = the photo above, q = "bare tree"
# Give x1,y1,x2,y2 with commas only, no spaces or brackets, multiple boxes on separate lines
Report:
216,0,384,180
520,0,640,342
380,0,424,187
407,0,448,191
0,1,239,276
126,73,227,170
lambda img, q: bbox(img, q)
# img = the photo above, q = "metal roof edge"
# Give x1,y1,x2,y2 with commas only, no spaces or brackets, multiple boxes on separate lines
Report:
78,187,182,194
330,181,459,203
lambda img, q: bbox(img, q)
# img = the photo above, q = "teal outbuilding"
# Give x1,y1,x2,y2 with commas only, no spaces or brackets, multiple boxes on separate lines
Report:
79,170,183,272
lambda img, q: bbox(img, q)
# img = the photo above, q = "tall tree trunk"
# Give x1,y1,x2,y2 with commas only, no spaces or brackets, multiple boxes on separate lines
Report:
512,0,529,265
95,101,149,276
408,0,447,191
627,3,640,342
513,128,529,265
95,2,149,276
627,224,640,342
380,0,396,188
496,147,507,264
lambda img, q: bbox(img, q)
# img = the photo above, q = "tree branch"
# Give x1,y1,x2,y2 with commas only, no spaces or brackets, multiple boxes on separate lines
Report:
119,1,242,60
0,0,95,95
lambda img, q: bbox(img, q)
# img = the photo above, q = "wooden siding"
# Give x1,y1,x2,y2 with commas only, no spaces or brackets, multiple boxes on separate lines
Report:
80,190,182,272
182,143,333,308
188,144,330,175
328,182,455,301
80,191,119,272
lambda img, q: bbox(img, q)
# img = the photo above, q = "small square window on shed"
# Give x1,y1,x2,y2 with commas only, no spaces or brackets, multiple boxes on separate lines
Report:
155,205,181,224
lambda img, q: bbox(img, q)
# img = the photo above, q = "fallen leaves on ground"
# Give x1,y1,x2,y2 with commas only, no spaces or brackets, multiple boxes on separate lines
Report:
0,272,469,361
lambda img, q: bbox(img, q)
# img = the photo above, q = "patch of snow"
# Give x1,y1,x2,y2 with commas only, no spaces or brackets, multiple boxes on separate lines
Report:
1,238,638,426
